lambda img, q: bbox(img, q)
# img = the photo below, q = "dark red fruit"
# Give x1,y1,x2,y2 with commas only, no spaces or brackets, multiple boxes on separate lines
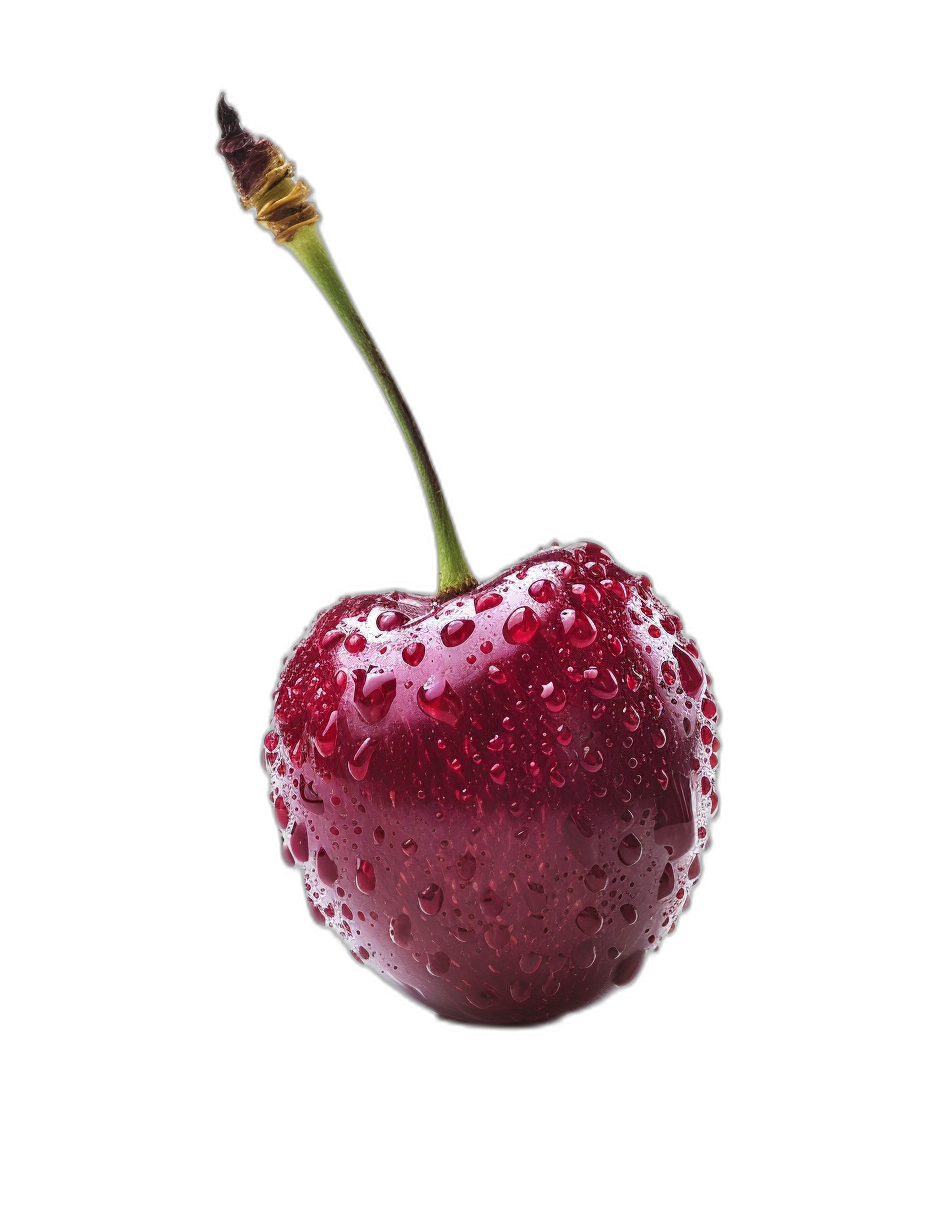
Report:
265,541,719,1024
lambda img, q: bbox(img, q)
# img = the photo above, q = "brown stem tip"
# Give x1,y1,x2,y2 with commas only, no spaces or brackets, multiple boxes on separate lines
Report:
216,94,320,240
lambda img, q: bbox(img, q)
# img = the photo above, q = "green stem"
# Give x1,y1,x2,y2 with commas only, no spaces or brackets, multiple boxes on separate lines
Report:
286,224,476,601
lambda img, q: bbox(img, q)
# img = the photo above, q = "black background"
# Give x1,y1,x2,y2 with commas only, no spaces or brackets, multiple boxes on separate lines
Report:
173,79,773,1089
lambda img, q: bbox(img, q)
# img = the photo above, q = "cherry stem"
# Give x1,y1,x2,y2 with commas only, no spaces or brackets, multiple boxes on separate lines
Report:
287,225,476,601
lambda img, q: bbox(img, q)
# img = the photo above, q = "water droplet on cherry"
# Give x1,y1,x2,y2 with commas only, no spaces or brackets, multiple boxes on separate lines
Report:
313,712,338,758
456,851,477,882
417,883,443,915
356,859,376,893
503,606,540,644
585,865,607,891
576,905,603,936
589,667,618,699
316,848,339,886
612,950,645,986
352,669,397,723
441,618,475,647
348,737,376,780
571,939,597,968
417,677,463,726
474,592,502,613
673,645,704,697
618,834,642,865
376,610,408,631
402,641,426,667
289,821,309,862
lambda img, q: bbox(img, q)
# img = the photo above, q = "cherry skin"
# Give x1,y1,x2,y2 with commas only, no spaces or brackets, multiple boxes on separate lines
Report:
265,540,719,1025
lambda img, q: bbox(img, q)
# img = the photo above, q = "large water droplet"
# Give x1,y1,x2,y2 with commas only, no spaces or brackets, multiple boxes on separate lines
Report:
376,610,408,631
650,788,695,857
571,582,601,607
403,642,426,667
503,606,540,644
352,669,397,723
571,809,594,838
348,737,376,780
581,746,604,773
673,645,704,697
618,833,642,865
658,863,675,898
289,821,309,862
390,913,413,948
418,883,443,915
274,796,289,829
356,859,376,893
589,667,618,700
484,923,512,951
313,712,338,758
344,632,367,654
316,848,339,886
585,865,607,891
509,978,531,1002
441,618,475,647
562,609,597,648
620,902,638,925
456,851,477,882
576,905,603,936
417,677,463,726
543,683,567,712
612,950,645,986
571,939,597,968
298,776,324,813
428,951,450,975
474,592,502,613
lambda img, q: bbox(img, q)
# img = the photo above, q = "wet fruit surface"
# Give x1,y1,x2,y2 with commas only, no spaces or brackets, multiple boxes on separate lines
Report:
265,541,720,1024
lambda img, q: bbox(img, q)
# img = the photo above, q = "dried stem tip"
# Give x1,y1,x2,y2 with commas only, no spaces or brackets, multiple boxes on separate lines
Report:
216,95,320,242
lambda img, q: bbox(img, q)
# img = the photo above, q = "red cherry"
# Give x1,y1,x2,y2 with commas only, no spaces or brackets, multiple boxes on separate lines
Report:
219,101,719,1025
266,545,719,1024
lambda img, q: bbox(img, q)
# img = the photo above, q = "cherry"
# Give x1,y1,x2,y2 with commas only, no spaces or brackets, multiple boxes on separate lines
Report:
265,543,718,1023
220,100,720,1024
